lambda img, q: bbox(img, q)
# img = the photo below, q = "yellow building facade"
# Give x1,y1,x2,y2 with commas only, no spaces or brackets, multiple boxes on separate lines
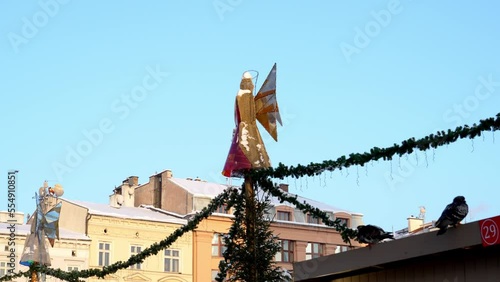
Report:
56,188,194,282
0,211,91,282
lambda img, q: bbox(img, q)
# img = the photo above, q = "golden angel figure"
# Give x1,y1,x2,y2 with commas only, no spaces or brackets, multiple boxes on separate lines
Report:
222,64,282,177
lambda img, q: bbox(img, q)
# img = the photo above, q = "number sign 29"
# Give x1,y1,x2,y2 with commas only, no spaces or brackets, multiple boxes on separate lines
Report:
480,216,500,247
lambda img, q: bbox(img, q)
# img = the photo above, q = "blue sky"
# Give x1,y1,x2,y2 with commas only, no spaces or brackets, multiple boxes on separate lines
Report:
2,1,499,232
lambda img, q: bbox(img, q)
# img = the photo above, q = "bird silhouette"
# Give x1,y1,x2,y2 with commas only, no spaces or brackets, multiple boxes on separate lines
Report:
356,225,394,245
435,196,469,236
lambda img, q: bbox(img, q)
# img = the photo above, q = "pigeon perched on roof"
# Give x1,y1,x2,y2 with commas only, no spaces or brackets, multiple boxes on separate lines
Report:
356,225,394,245
435,195,468,236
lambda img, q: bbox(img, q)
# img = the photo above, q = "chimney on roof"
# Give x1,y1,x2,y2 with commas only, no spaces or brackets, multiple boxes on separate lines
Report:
279,183,289,192
110,176,139,208
350,213,364,229
128,176,139,186
407,215,424,233
194,177,202,181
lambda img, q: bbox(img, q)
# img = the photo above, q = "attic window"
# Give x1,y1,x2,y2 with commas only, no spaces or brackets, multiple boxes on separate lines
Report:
337,217,349,228
216,204,229,214
277,211,291,221
306,214,320,224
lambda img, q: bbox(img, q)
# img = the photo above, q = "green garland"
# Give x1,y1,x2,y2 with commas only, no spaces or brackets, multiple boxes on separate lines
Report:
255,177,357,244
251,113,500,180
0,188,235,282
251,114,500,244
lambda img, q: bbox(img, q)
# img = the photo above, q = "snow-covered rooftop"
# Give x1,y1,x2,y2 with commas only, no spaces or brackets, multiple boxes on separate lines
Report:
169,178,356,215
168,177,230,198
272,193,354,215
140,205,186,219
0,223,90,241
64,199,187,225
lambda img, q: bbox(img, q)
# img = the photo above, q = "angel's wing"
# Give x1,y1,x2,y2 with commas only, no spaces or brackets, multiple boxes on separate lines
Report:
43,202,62,247
254,63,282,141
33,192,43,233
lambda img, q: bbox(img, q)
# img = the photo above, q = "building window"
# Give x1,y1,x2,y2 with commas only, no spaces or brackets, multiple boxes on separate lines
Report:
212,233,227,257
305,243,324,260
277,211,291,221
130,245,142,269
275,240,294,262
164,249,180,273
335,245,351,253
216,204,229,214
0,261,8,277
98,242,111,266
306,214,320,224
67,266,79,271
337,217,349,228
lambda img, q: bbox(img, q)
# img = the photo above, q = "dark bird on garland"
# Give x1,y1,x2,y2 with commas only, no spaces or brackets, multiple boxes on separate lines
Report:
356,225,394,246
435,195,468,236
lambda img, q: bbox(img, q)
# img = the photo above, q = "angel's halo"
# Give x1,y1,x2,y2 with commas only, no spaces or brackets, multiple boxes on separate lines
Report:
244,70,260,93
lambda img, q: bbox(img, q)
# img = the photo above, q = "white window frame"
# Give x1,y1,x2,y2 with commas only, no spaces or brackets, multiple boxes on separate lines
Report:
164,249,180,273
211,233,227,257
130,245,142,269
98,242,111,266
305,242,324,260
275,239,294,262
0,261,9,277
